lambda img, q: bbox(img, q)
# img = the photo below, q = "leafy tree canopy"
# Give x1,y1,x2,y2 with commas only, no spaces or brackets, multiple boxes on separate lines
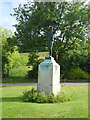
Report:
1,26,19,77
11,1,89,53
11,2,90,75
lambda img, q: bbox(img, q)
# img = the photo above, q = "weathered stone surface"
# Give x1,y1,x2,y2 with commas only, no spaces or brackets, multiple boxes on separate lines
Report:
37,56,61,94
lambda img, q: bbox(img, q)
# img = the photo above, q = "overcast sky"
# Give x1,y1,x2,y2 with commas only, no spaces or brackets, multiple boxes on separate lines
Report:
0,0,89,33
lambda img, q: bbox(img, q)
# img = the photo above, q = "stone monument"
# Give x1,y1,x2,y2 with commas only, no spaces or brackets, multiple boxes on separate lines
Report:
37,26,61,95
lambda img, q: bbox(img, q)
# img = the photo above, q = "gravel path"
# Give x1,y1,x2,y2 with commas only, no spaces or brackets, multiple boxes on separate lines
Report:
0,82,89,86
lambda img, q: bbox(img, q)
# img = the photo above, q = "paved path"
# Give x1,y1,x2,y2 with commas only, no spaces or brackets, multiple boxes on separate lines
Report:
0,82,89,86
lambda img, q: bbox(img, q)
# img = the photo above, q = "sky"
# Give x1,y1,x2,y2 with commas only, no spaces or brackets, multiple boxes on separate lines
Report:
0,0,90,33
0,0,29,32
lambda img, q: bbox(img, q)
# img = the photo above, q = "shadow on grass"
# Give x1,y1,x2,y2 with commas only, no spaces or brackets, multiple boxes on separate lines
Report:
2,77,37,83
2,96,22,102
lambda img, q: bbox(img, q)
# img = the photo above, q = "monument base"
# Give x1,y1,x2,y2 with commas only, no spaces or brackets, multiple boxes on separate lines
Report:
38,83,60,94
37,56,61,95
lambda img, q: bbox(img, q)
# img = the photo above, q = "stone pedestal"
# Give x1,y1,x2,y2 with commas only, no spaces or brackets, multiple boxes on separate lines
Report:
37,56,61,95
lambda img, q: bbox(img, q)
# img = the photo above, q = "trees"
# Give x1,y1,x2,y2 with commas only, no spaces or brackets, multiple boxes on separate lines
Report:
61,41,90,77
12,2,88,52
11,1,89,76
2,27,12,77
1,27,19,77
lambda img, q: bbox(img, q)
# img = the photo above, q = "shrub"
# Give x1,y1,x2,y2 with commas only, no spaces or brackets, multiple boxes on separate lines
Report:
36,92,48,103
22,88,73,103
10,52,28,69
2,27,13,78
2,46,19,78
27,52,44,79
9,66,30,78
47,93,57,103
22,87,37,102
67,67,90,80
28,64,38,79
27,52,39,67
56,92,72,102
28,59,43,79
56,93,65,102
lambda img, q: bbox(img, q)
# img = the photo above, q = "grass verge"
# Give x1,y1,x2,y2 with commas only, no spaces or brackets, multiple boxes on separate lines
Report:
2,66,37,83
2,85,88,118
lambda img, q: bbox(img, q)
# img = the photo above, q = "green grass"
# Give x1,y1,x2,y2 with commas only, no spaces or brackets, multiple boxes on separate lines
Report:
20,53,29,57
2,85,88,118
9,66,31,78
20,52,49,59
2,77,37,83
2,66,37,83
38,52,49,59
2,52,48,83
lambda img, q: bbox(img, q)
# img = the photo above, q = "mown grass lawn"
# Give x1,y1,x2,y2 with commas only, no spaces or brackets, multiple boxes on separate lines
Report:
20,52,49,59
2,85,88,118
2,66,37,83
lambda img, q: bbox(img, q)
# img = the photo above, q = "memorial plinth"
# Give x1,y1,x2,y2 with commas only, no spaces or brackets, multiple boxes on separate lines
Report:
37,56,61,95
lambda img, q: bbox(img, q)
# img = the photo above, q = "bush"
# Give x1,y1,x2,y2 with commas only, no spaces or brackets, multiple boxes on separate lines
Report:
22,87,37,102
28,64,38,79
56,92,72,102
2,46,19,78
28,59,43,79
27,52,39,67
36,92,48,103
2,47,28,78
67,67,90,80
22,87,73,103
27,52,44,79
9,66,31,78
10,52,28,69
2,27,13,78
47,93,57,103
